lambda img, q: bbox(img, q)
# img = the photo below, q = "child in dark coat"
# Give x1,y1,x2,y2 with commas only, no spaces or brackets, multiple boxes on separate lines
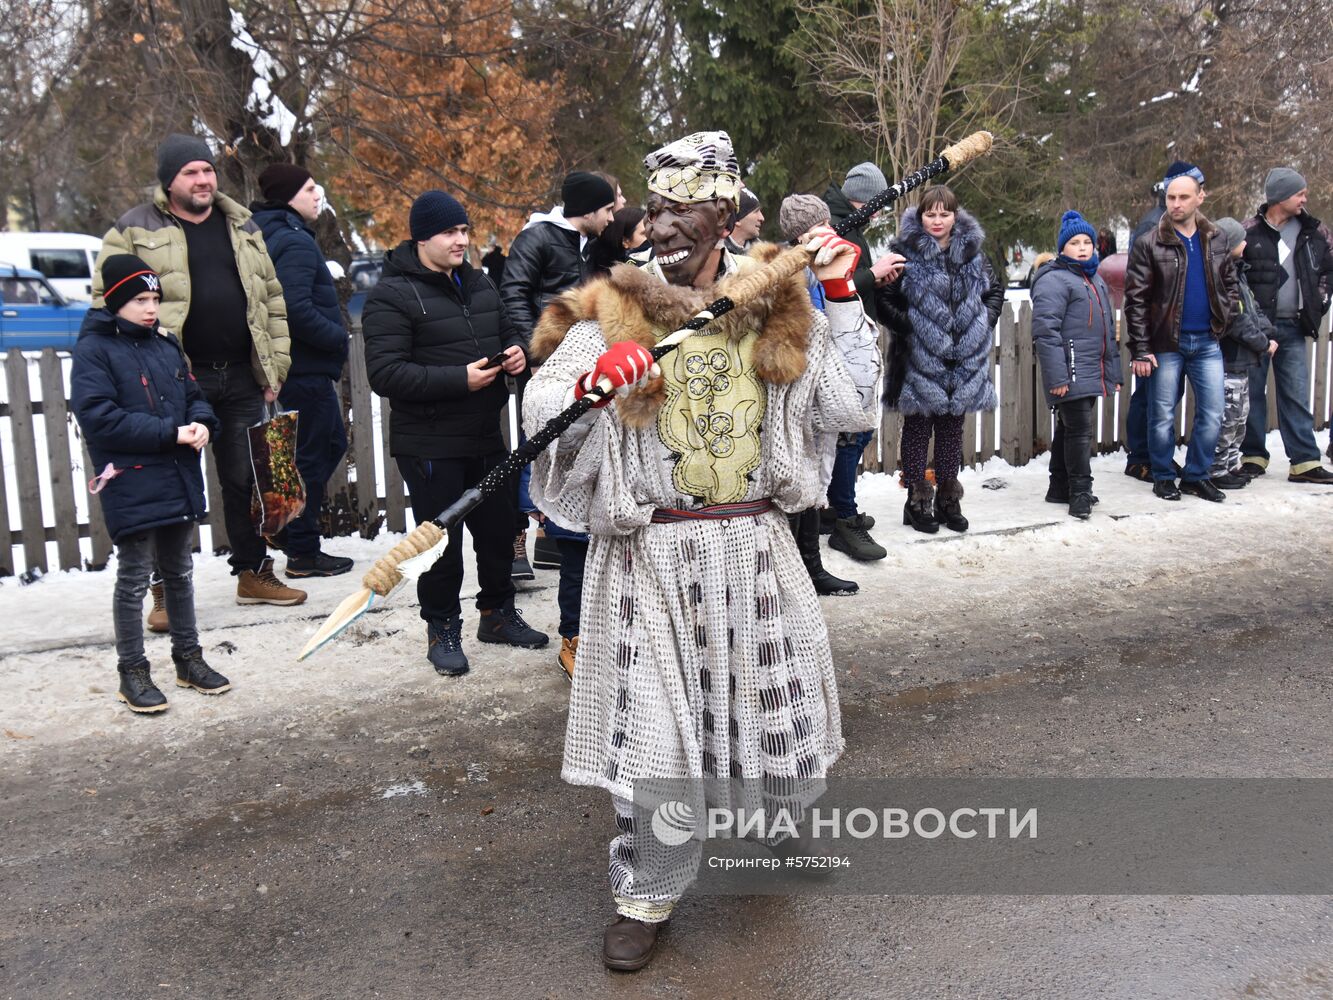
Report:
71,255,229,714
1030,211,1124,519
1210,218,1278,488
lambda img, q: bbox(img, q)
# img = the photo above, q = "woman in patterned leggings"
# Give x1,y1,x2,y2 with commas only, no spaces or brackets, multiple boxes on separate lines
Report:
880,185,1005,533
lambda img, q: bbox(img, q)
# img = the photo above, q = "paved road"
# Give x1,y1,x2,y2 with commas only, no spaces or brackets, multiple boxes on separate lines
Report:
3,552,1332,999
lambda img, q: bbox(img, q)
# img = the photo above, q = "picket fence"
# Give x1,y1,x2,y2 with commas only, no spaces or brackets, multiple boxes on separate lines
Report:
2,308,1330,577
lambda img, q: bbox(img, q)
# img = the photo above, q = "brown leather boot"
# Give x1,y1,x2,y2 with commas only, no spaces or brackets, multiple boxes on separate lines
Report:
602,915,663,971
558,636,578,681
146,582,169,633
236,557,308,606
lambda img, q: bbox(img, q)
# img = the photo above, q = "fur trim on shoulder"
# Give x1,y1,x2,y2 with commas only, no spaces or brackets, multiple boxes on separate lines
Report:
530,244,814,426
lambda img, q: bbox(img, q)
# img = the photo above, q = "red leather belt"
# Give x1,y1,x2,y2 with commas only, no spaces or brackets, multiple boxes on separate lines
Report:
650,499,775,524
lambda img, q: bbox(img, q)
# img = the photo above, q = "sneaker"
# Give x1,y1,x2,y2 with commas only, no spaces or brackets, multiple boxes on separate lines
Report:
117,665,168,714
172,649,232,695
237,557,308,606
1288,466,1333,484
512,531,535,581
477,605,549,649
829,516,887,561
532,530,562,570
1239,461,1266,478
146,582,169,633
1212,472,1249,490
1068,493,1093,520
427,618,469,676
284,551,354,578
558,636,578,681
1124,462,1154,483
1180,479,1225,502
1153,479,1181,501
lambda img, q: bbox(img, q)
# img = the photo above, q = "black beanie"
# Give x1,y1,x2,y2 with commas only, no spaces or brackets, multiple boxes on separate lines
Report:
102,255,162,315
409,190,470,241
562,171,616,218
156,133,215,189
735,189,760,221
259,163,313,205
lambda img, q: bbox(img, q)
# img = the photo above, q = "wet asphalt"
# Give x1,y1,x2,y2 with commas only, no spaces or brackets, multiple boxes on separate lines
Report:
3,551,1332,1000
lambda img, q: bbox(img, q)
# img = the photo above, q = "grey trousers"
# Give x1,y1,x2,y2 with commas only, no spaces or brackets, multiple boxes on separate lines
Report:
114,522,199,670
1211,373,1251,477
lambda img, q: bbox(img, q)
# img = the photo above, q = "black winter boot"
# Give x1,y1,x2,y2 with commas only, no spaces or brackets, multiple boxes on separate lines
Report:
903,482,939,534
172,649,232,694
935,479,969,533
790,509,858,596
477,605,550,649
829,513,887,561
427,618,469,676
284,551,354,578
117,664,168,714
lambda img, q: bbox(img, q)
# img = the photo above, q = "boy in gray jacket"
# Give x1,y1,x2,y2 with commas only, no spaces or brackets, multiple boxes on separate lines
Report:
1210,217,1279,488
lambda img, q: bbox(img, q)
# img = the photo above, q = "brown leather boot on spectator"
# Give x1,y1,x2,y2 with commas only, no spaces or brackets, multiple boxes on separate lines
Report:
146,582,169,633
558,635,578,681
236,557,307,606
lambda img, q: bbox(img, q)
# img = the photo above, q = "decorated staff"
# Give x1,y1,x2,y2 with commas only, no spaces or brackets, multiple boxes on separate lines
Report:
299,130,993,662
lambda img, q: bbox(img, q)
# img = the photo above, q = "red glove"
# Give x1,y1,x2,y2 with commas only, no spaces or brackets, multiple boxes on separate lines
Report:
805,228,863,300
574,341,658,408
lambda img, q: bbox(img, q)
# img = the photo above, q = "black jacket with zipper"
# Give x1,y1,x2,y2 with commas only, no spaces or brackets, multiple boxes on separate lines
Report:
361,241,523,458
1241,207,1333,338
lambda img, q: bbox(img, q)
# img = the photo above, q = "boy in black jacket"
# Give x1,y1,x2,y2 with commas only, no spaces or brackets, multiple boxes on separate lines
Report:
72,255,230,713
1210,218,1279,489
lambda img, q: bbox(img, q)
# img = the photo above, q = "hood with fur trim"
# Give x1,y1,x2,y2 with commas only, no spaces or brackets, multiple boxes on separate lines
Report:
896,206,986,265
530,243,814,427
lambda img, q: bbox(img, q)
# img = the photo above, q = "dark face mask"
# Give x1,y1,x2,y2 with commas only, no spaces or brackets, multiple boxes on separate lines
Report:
645,194,731,287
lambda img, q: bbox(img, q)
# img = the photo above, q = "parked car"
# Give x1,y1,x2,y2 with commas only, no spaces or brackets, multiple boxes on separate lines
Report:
0,232,103,302
347,252,384,329
0,264,90,351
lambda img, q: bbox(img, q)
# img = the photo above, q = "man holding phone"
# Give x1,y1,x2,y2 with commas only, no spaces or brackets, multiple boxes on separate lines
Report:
363,190,549,677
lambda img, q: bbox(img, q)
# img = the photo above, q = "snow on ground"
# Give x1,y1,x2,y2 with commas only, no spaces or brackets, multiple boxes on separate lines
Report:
0,431,1329,751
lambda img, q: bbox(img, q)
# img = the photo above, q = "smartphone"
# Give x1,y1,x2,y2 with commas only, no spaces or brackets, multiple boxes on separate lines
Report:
483,349,510,369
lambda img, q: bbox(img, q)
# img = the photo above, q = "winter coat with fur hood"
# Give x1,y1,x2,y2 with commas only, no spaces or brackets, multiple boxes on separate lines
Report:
880,207,1003,416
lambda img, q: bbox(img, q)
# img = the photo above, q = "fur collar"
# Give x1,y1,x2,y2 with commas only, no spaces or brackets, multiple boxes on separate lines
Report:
897,206,985,265
530,242,813,427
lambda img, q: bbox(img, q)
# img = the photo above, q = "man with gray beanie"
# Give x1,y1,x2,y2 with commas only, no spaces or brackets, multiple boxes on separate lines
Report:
1239,167,1333,482
93,132,301,617
822,161,905,318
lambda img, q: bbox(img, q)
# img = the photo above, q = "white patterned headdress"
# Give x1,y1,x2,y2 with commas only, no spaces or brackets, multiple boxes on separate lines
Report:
644,131,741,210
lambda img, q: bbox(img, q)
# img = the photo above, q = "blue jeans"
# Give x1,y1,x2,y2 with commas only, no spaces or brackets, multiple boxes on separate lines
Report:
1241,319,1321,470
827,431,873,519
555,538,587,639
115,522,198,670
1149,330,1224,482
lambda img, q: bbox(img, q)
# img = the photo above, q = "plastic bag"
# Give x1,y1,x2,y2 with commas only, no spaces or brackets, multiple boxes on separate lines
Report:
248,404,306,536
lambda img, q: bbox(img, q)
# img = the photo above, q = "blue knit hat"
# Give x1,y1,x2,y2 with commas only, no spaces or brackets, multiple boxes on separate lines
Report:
1057,210,1097,253
1163,160,1205,189
409,190,469,241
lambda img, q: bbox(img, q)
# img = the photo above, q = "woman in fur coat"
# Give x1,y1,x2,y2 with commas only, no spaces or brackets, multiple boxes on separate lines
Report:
881,185,1004,532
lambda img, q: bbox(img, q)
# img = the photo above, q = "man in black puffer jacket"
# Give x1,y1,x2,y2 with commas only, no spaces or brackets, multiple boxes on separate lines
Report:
251,164,353,578
363,191,549,677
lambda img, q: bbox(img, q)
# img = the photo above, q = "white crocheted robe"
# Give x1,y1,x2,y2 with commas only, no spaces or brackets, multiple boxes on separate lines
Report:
524,296,881,809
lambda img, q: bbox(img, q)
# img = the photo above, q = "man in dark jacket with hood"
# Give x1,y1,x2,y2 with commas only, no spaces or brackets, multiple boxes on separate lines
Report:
251,164,353,577
1239,167,1333,483
362,191,549,677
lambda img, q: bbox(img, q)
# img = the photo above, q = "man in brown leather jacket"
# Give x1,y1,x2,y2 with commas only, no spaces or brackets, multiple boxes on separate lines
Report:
1124,170,1239,502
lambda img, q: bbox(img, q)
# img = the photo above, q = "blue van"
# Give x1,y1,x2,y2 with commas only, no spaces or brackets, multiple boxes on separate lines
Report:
0,264,89,351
